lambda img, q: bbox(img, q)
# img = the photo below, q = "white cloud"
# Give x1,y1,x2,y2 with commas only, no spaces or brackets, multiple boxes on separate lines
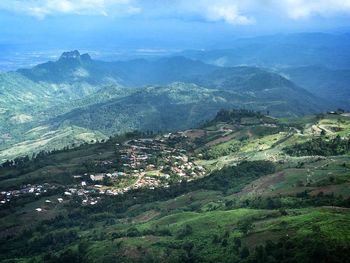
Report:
200,2,255,25
173,0,255,25
277,0,350,19
0,0,140,18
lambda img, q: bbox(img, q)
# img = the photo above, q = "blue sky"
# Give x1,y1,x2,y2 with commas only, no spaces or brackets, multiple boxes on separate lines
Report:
1,0,350,51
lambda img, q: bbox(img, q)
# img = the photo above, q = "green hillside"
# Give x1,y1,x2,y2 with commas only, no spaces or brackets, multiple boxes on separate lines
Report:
1,52,329,163
50,79,324,132
0,110,349,262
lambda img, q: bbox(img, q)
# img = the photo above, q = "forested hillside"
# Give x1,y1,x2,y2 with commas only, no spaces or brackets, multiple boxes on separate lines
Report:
0,52,329,162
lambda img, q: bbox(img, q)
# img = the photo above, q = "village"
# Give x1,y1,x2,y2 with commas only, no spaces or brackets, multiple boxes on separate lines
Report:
0,133,207,212
82,135,206,195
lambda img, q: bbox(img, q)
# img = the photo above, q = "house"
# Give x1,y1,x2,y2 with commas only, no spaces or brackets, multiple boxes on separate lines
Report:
196,166,205,171
162,174,170,179
93,174,104,181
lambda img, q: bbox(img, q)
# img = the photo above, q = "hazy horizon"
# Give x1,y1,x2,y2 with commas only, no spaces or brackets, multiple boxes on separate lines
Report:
1,1,350,52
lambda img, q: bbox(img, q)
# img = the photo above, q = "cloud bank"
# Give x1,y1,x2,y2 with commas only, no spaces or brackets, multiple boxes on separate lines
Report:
0,0,349,23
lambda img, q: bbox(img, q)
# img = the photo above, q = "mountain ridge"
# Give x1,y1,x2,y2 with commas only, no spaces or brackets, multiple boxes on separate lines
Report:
0,51,332,162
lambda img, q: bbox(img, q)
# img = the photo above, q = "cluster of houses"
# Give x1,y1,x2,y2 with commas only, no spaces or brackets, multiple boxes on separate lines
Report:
134,175,162,190
166,155,206,179
67,136,207,195
90,136,206,191
0,183,56,205
1,133,207,211
34,191,101,212
89,172,124,181
0,181,103,211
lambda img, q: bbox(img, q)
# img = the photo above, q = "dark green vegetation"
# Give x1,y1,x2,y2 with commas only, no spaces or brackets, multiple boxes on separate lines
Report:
0,110,349,262
284,136,350,156
0,51,330,162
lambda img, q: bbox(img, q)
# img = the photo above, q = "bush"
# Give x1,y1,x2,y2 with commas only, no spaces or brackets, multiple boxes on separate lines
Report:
126,227,140,237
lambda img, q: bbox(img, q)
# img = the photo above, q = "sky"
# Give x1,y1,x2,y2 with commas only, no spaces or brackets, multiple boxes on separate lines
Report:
0,0,350,53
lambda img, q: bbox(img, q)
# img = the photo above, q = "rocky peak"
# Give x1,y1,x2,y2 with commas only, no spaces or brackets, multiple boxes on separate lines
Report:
59,50,91,62
59,50,81,60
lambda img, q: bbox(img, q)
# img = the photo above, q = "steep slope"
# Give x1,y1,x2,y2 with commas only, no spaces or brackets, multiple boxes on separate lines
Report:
48,82,325,136
18,50,121,85
50,83,231,134
0,70,110,148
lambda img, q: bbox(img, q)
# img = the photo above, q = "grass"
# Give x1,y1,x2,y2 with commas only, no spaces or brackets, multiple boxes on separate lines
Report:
81,207,350,263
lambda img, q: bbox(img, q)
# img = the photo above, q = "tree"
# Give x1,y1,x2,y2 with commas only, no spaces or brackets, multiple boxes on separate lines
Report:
102,176,113,186
177,224,193,239
126,227,140,237
240,247,250,259
237,220,254,235
234,237,241,248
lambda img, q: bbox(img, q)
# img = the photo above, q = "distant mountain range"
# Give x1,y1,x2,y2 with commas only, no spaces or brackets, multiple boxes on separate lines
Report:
180,33,350,69
279,66,350,107
0,49,344,161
